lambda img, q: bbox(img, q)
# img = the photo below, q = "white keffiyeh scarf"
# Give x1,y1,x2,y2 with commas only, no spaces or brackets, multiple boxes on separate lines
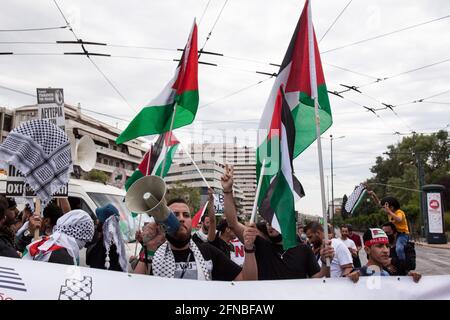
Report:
103,215,128,272
23,210,94,265
0,119,72,207
152,240,210,280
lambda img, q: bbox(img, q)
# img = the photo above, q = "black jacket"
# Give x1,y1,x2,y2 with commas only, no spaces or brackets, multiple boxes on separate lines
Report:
0,232,20,258
86,231,122,271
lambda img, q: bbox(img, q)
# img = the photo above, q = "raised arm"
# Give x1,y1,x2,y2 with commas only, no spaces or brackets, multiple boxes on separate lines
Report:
234,223,258,281
57,198,71,214
207,188,217,242
222,164,246,243
368,190,381,206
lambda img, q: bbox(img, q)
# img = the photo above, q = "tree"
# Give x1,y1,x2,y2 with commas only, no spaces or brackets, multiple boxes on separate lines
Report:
166,181,201,213
364,130,449,230
84,169,109,184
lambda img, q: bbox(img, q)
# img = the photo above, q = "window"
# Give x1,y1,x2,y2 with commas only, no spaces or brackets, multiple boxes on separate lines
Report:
68,197,95,220
3,115,13,131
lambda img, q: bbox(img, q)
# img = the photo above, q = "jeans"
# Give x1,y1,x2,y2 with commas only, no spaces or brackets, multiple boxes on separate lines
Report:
396,233,408,261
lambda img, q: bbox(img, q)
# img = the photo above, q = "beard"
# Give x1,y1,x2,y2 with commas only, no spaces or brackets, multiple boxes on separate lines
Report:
269,233,283,244
166,227,191,249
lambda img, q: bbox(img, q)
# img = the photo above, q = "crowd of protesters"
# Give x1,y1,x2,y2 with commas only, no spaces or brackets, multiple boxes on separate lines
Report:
0,165,421,283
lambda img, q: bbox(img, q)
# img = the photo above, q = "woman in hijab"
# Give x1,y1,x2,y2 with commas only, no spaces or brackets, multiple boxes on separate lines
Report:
22,209,94,265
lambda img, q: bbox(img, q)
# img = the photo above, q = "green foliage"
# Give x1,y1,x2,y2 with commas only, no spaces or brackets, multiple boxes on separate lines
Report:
362,130,449,233
444,212,450,233
166,181,201,213
84,169,109,184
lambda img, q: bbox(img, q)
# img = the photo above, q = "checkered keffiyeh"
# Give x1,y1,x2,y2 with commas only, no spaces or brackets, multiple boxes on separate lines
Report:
152,240,210,280
0,119,72,206
345,183,368,215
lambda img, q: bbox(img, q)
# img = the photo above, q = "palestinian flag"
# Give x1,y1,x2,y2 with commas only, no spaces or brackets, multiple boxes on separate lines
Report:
258,86,305,250
152,132,180,177
116,20,198,144
125,132,180,192
258,0,332,161
192,202,208,229
344,184,367,215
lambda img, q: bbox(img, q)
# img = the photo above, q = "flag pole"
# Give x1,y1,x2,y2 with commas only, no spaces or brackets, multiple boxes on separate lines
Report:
134,145,153,257
250,158,266,223
308,0,330,269
178,141,211,189
160,105,177,178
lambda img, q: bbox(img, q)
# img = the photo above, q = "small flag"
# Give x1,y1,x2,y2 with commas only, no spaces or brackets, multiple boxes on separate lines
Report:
192,202,208,229
344,184,367,215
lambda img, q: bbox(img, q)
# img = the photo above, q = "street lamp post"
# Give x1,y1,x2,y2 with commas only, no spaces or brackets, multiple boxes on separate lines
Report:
330,135,345,221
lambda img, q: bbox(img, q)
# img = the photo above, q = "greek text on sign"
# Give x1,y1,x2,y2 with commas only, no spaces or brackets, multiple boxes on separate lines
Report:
37,88,65,130
6,165,68,197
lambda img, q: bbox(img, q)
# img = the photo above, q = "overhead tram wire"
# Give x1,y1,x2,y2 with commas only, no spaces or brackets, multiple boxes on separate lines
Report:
357,57,450,89
321,14,450,54
319,0,353,43
324,63,381,80
198,0,229,58
0,26,68,32
198,0,212,26
394,89,450,108
52,0,137,112
199,75,274,109
0,84,36,98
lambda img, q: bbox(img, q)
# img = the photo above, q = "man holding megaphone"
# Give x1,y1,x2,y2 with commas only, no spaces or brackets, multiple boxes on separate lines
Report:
126,175,258,281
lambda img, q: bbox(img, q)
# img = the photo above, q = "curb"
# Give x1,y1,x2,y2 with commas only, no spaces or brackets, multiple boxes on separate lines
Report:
413,241,450,250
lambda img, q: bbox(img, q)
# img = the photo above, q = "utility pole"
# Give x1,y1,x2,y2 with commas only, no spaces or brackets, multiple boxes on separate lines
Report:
416,152,426,238
329,135,345,221
330,135,334,221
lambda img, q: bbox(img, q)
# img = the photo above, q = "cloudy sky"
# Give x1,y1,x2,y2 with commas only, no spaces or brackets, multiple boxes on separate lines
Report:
1,0,449,215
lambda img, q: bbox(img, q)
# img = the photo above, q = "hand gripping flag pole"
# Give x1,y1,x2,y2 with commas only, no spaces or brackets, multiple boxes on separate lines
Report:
250,158,266,224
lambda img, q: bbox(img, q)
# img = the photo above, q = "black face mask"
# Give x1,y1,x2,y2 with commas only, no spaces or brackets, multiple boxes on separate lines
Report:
166,232,191,249
269,234,283,244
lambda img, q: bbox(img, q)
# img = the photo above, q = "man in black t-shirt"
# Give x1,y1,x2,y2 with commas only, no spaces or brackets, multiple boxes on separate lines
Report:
141,198,258,281
209,219,236,258
221,165,335,280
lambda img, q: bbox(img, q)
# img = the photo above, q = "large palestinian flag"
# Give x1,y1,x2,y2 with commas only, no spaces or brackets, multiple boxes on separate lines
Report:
258,86,305,250
257,0,330,249
116,20,198,144
258,0,331,161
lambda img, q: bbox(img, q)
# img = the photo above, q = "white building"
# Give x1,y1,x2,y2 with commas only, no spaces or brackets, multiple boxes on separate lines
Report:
168,142,256,216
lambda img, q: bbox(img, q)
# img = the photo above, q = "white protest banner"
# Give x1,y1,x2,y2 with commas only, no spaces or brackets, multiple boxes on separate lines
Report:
1,256,450,300
37,88,65,131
